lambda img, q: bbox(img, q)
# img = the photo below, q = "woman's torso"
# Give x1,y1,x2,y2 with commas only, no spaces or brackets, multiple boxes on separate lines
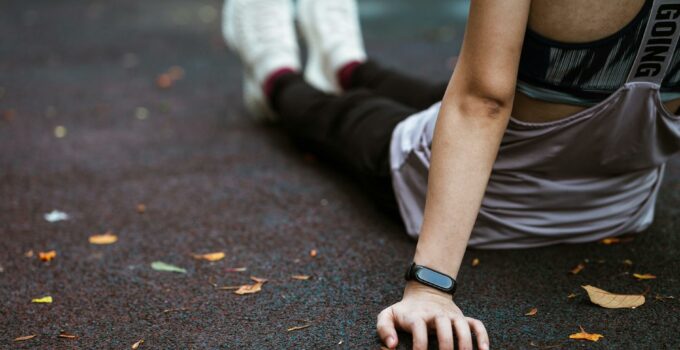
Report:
513,0,680,122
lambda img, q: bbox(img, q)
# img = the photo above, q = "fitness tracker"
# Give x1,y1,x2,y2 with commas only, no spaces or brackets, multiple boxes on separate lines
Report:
405,262,457,295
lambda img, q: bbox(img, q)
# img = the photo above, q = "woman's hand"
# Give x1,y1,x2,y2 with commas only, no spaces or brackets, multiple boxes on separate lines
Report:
376,282,489,350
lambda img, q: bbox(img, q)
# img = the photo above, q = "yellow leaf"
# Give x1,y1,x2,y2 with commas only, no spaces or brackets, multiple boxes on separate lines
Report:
38,250,56,262
524,307,538,316
234,282,263,295
32,296,53,303
14,335,37,342
633,273,656,280
192,252,225,262
89,232,118,245
600,237,621,245
471,258,480,267
582,285,645,309
131,339,144,349
569,263,585,275
287,324,312,332
569,326,604,342
291,274,311,280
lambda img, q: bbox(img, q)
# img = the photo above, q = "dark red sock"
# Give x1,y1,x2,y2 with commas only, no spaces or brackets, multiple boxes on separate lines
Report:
337,61,363,90
263,67,297,99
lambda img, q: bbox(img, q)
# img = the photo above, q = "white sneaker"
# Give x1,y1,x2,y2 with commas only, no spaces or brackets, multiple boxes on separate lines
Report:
297,0,367,94
222,0,301,121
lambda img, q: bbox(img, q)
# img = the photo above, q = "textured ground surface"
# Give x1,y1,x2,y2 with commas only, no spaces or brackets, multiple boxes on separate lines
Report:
1,0,679,349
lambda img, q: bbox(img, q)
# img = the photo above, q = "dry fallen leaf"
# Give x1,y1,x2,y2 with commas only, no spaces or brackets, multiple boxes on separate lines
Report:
524,307,538,316
58,333,77,339
623,259,633,267
471,258,480,267
226,267,247,272
567,293,578,299
632,273,656,280
654,294,675,302
24,250,34,258
167,66,185,80
582,285,645,309
131,339,144,349
291,274,311,280
309,249,318,257
569,326,604,342
287,324,312,332
192,252,225,262
32,296,53,303
39,250,56,262
136,203,146,213
600,237,621,245
569,263,585,275
250,276,268,283
89,232,118,245
156,73,173,89
234,282,263,295
14,335,37,342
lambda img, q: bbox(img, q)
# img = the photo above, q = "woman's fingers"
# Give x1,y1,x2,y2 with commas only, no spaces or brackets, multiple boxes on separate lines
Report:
376,308,398,349
434,316,454,350
452,316,473,350
467,317,489,350
410,319,429,350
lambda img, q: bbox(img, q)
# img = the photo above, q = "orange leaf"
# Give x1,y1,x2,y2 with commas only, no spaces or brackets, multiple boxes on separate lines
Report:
38,250,56,262
192,252,225,262
234,282,263,295
471,258,480,267
131,339,144,349
89,232,118,245
633,273,656,280
156,74,173,89
524,307,538,316
582,285,645,309
309,249,318,257
14,335,37,342
291,275,311,280
58,333,77,339
569,326,604,342
569,263,585,275
600,237,621,245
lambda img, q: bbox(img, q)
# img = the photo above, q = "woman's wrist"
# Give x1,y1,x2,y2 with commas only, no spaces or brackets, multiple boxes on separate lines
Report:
404,280,454,301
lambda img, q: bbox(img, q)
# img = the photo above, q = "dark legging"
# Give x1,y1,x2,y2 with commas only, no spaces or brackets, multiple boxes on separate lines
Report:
269,60,447,206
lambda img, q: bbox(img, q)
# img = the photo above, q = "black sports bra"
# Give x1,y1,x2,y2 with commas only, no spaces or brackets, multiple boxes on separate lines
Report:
517,0,680,104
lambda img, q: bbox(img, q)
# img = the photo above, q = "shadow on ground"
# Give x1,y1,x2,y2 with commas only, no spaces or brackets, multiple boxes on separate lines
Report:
1,0,679,348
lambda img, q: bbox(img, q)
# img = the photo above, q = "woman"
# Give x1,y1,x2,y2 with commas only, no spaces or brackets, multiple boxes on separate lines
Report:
223,0,680,349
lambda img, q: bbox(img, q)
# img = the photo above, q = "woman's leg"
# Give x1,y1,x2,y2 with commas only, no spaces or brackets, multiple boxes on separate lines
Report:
269,72,417,208
341,60,449,110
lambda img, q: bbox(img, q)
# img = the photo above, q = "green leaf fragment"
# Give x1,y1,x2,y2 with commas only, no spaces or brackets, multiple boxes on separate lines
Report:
151,261,187,274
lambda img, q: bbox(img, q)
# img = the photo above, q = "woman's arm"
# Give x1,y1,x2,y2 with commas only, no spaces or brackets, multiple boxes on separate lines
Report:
377,1,531,350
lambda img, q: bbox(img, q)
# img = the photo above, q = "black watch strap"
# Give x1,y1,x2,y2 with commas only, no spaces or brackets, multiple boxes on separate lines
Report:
405,262,457,295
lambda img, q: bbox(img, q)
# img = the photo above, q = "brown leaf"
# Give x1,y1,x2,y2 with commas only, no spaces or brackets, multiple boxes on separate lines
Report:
234,282,263,295
14,335,37,342
471,258,480,267
58,333,77,339
24,250,34,258
600,237,621,245
250,276,268,283
136,203,146,214
192,252,225,262
291,274,311,280
524,307,538,316
582,285,645,309
89,232,118,245
569,263,585,275
622,259,633,267
217,286,241,290
567,293,578,299
286,324,312,332
309,249,318,257
131,339,144,349
167,66,185,81
632,273,656,280
569,326,604,342
654,294,674,302
156,74,172,89
38,250,56,262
